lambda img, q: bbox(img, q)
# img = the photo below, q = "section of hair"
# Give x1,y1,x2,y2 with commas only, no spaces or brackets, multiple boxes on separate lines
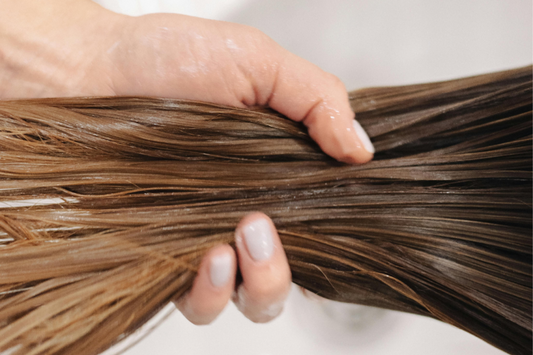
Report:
0,66,531,355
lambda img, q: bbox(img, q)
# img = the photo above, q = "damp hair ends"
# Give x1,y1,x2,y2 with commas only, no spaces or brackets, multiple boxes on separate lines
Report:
0,66,531,355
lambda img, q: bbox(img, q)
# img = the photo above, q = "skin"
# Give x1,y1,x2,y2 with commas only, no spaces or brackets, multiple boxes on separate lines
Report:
0,0,373,325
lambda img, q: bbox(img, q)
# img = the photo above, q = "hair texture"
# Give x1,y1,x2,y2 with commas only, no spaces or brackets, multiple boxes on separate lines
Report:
0,66,531,355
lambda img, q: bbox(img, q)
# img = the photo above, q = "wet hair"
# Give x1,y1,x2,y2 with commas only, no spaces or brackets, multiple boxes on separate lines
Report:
0,66,531,355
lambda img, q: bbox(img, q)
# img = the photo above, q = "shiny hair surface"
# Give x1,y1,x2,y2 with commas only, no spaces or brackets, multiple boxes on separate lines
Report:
0,66,531,355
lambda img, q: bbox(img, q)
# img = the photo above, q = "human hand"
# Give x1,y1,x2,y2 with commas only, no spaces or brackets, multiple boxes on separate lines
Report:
0,0,374,324
175,212,291,324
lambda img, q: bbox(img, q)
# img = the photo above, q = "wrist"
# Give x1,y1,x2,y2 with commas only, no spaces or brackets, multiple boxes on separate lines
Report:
0,0,126,98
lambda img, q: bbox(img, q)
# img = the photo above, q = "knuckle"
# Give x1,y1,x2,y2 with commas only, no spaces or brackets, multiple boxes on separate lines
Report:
247,26,270,41
328,73,346,91
245,26,277,51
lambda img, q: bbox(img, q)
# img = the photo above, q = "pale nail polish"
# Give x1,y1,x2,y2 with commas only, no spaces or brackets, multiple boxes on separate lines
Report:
352,120,375,153
241,218,274,261
209,253,232,287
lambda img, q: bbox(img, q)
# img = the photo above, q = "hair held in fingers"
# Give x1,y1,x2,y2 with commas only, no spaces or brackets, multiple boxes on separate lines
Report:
0,66,531,355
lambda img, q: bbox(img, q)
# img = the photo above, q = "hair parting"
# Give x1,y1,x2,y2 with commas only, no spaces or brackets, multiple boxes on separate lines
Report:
0,66,531,355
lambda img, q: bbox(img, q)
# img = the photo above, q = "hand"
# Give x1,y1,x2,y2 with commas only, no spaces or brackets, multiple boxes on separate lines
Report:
0,0,374,324
176,212,291,324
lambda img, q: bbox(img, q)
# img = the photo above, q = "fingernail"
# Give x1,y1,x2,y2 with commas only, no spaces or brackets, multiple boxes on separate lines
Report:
352,120,375,153
241,218,274,261
209,253,232,287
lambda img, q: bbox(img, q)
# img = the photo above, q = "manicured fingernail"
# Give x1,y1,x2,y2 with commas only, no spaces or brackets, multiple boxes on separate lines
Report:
209,253,232,287
352,120,375,153
241,218,274,261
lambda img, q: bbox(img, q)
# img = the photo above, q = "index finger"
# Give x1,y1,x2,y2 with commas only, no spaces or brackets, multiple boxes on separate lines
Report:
266,51,374,164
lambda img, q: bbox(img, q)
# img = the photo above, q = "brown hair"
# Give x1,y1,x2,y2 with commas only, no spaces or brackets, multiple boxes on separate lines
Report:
0,66,531,355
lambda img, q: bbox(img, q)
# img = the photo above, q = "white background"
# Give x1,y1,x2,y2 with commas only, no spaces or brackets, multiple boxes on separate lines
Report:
92,1,531,354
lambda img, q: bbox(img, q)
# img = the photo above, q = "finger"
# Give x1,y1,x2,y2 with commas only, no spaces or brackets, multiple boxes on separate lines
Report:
266,50,375,164
233,212,292,323
174,244,236,325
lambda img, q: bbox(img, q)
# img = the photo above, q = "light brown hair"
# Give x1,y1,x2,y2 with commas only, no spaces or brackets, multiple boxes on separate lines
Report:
0,66,531,355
